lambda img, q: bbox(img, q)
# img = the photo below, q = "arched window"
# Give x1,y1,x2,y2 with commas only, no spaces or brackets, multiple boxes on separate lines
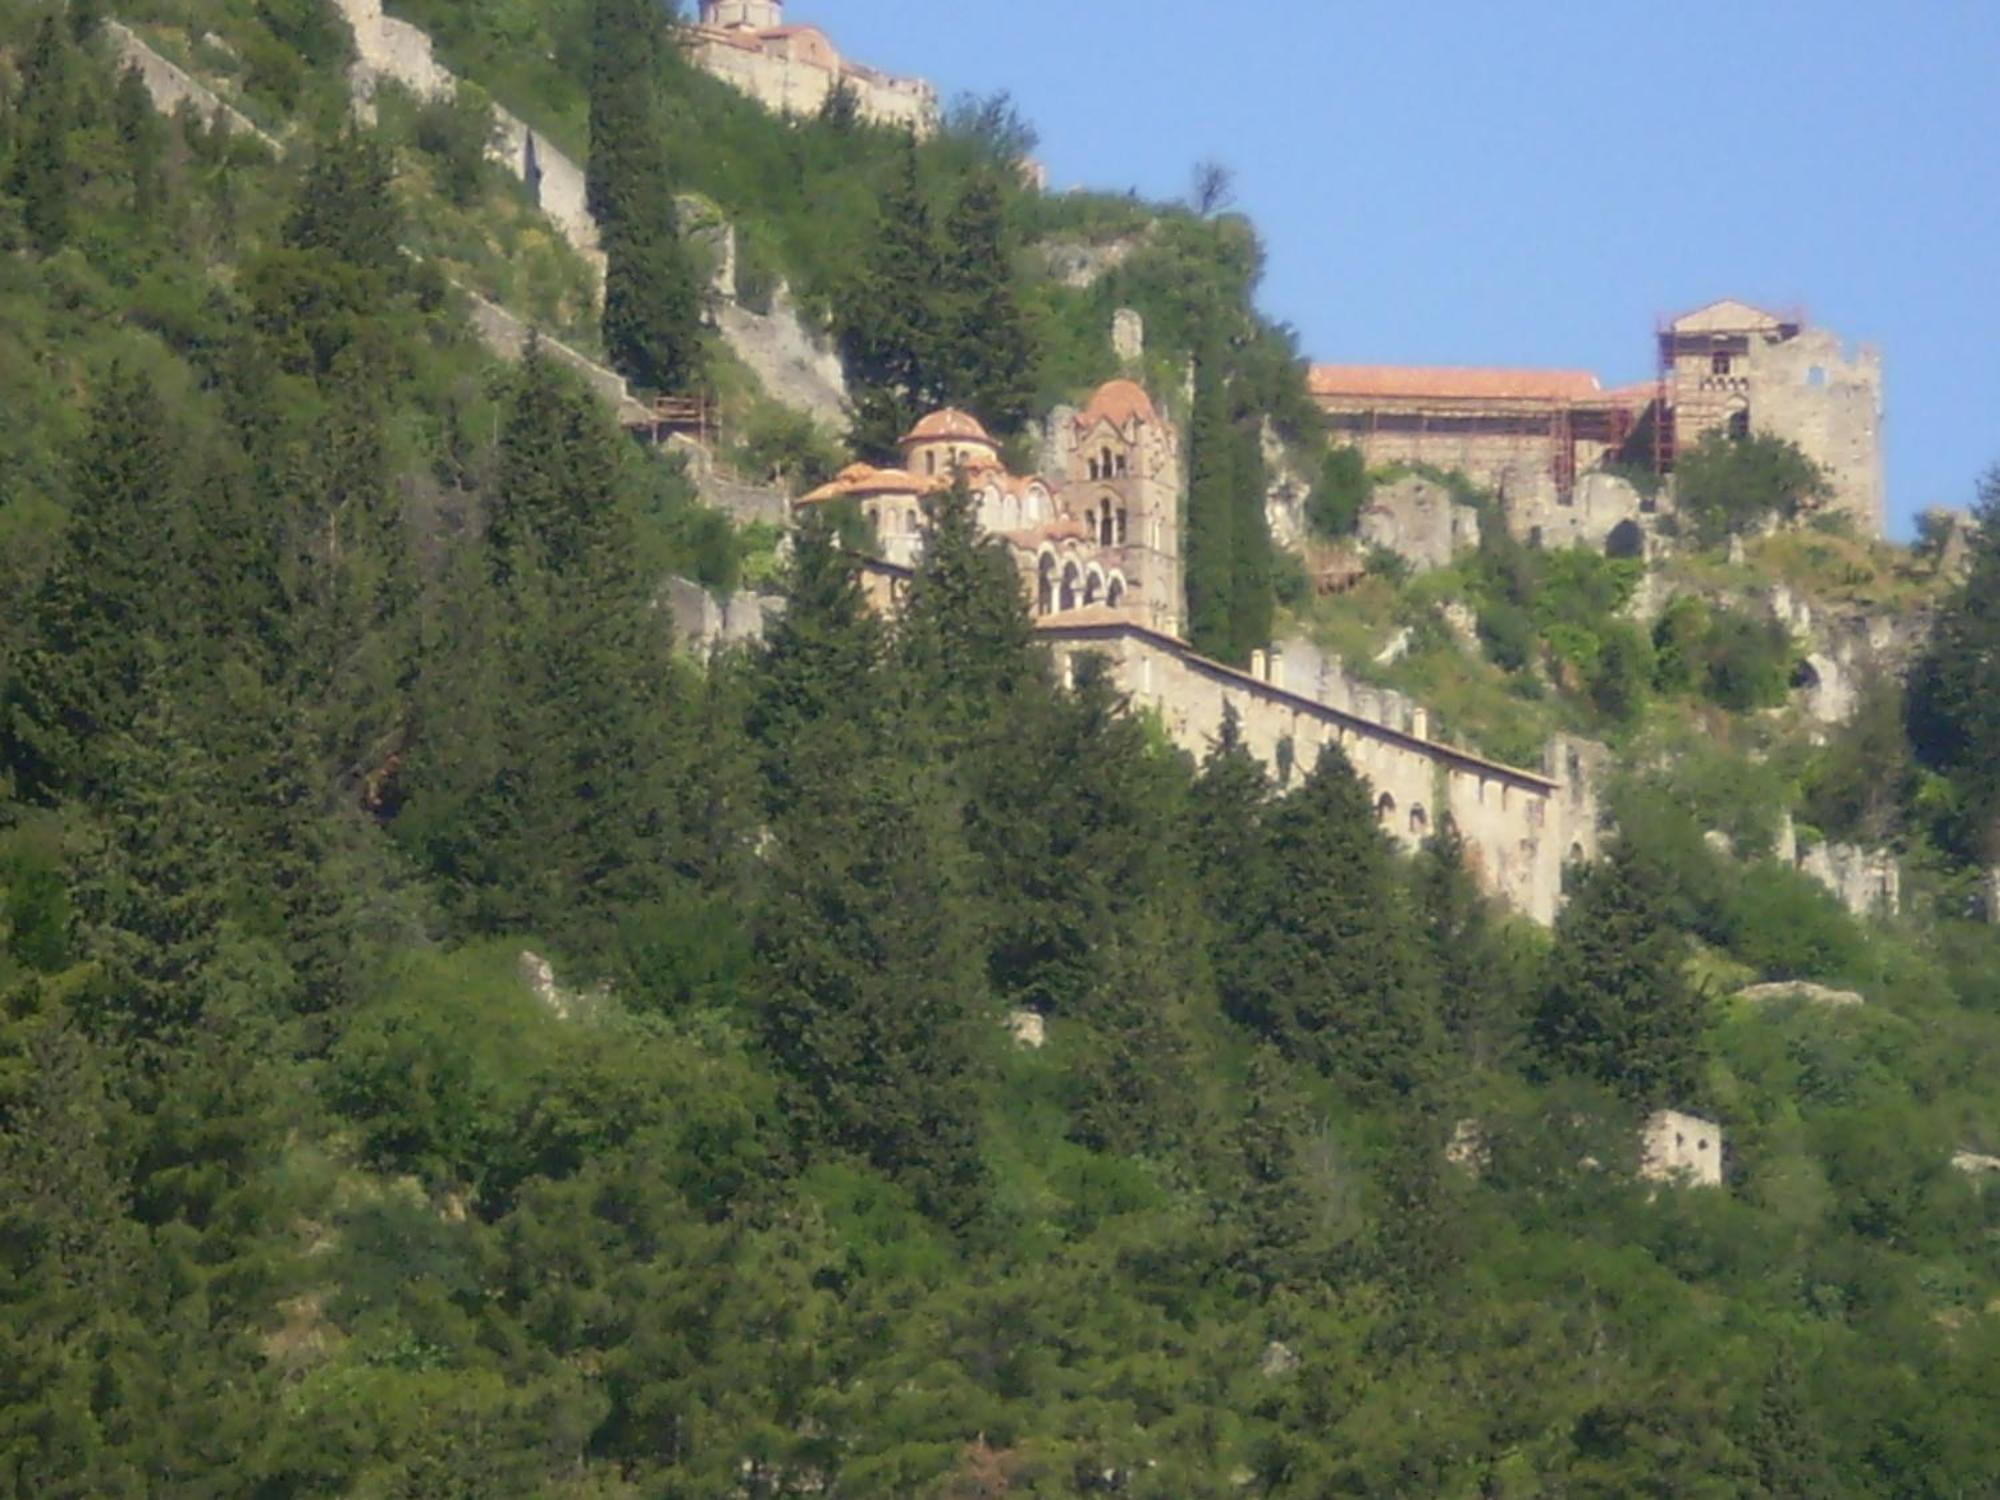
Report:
1115,452,1128,476
1106,574,1126,607
1088,457,1101,481
1409,804,1429,837
1100,446,1112,477
1606,519,1644,559
1099,500,1114,547
1060,561,1080,611
1376,792,1396,821
1116,508,1128,545
906,508,918,535
1037,552,1055,614
1727,408,1751,440
1084,568,1102,606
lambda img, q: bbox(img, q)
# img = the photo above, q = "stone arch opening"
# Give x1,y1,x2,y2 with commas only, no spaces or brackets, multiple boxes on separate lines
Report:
1606,519,1645,560
1106,573,1126,608
1727,407,1752,441
1409,803,1429,837
1099,499,1114,547
1376,792,1397,822
1036,552,1055,615
1084,566,1103,606
1791,658,1822,692
1059,560,1080,611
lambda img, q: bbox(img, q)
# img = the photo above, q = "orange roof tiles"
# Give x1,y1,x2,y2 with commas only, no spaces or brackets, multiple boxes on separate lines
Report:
902,407,995,446
1076,378,1159,431
1309,366,1606,403
797,462,941,505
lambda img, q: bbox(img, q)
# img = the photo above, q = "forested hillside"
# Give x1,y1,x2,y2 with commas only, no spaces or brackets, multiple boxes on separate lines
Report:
3,3,2000,1496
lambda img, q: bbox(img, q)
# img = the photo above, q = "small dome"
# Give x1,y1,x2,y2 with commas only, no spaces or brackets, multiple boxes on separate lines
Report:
1075,379,1159,432
902,407,996,447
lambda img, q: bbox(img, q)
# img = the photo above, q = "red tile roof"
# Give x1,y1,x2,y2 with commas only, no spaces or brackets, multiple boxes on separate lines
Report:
1076,378,1159,431
902,407,995,445
1309,366,1606,403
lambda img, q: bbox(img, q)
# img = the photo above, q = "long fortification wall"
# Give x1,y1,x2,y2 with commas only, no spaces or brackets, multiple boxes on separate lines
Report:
105,22,278,148
330,0,601,273
1035,617,1600,925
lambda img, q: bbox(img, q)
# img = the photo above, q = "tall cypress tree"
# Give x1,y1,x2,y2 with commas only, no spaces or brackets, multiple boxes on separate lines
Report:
590,0,702,394
1184,333,1238,661
1532,837,1705,1106
1226,410,1274,661
1412,817,1516,1073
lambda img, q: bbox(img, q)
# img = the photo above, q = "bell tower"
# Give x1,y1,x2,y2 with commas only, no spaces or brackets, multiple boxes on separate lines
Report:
1069,381,1184,637
700,0,783,29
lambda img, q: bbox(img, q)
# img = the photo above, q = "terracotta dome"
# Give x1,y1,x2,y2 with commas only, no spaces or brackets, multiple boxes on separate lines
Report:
1075,379,1159,431
902,407,996,446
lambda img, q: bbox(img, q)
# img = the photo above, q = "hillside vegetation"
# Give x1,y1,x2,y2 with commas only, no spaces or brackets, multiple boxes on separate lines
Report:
2,4,2000,1497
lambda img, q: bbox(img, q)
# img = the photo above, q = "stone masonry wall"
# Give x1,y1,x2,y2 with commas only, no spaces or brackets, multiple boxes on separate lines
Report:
1037,619,1600,925
106,22,278,148
330,0,602,276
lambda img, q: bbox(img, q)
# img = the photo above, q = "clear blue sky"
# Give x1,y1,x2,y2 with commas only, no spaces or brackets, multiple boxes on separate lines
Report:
811,0,2000,536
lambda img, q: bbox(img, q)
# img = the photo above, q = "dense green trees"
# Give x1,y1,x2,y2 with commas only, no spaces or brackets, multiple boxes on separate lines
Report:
3,12,2000,1496
1185,329,1275,663
1908,469,2000,859
1674,430,1832,543
838,144,1037,456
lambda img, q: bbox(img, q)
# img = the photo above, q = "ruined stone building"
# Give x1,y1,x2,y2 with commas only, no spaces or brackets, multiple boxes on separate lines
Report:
1310,300,1884,539
686,1,938,135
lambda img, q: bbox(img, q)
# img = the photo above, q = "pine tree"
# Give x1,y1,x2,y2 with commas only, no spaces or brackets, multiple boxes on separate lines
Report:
840,141,942,458
66,655,233,1060
284,127,402,276
402,351,680,941
112,65,163,218
9,16,74,254
1748,1345,1836,1498
1532,837,1705,1106
751,518,990,1225
894,474,1045,754
1412,817,1516,1072
1221,742,1442,1102
935,169,1034,433
6,367,188,803
748,510,890,822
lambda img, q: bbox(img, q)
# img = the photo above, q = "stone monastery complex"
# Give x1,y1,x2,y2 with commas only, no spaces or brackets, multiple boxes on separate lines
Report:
187,0,1881,930
686,1,938,135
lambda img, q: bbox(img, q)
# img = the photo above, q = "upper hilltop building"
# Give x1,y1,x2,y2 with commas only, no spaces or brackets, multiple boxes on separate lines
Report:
1310,300,1884,536
796,380,1185,638
686,1,938,135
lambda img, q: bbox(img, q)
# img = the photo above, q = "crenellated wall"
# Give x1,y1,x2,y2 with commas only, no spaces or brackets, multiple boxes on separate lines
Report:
1034,616,1601,925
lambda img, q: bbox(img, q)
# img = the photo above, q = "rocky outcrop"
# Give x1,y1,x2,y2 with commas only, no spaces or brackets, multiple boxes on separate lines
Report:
1359,474,1479,573
517,950,605,1021
1735,981,1866,1009
662,576,782,654
713,284,849,431
1034,232,1148,289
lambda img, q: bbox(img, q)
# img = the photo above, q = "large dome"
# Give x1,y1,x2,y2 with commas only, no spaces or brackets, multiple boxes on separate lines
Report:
902,407,996,447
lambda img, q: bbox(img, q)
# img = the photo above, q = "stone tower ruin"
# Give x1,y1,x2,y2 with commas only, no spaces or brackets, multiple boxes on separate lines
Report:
1661,300,1884,535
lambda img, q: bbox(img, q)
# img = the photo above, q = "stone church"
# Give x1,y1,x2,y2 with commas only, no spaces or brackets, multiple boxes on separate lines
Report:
686,1,938,135
796,379,1185,638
